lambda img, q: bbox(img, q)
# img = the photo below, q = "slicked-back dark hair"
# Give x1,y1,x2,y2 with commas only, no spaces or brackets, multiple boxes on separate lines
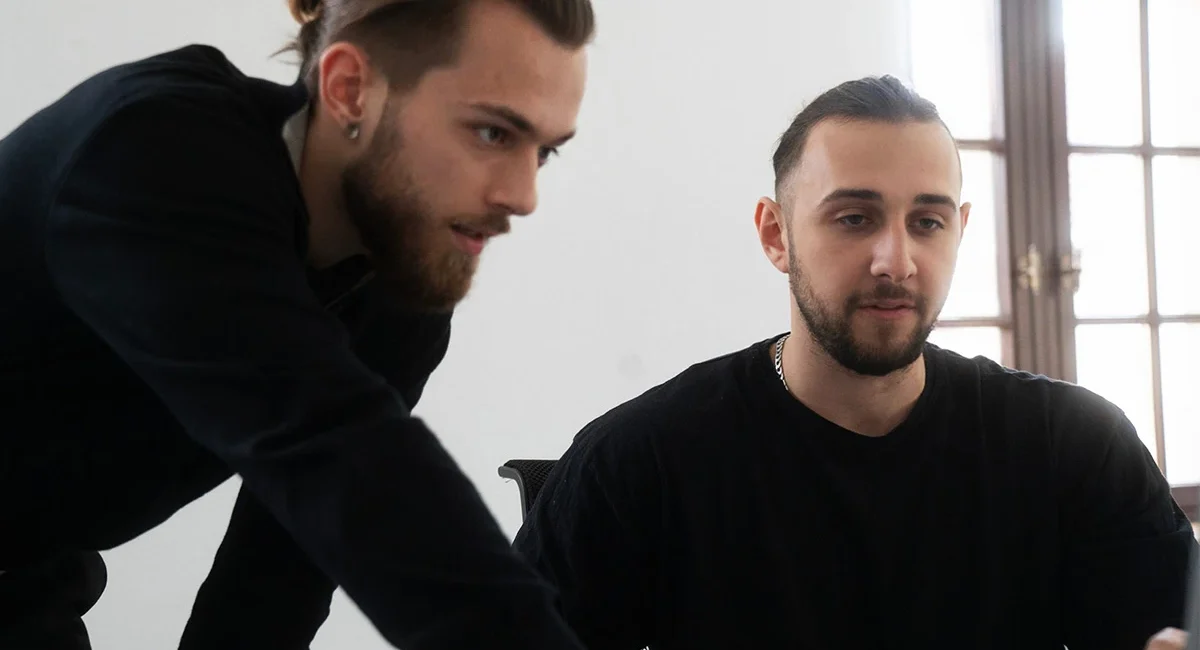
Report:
772,75,950,197
284,0,595,95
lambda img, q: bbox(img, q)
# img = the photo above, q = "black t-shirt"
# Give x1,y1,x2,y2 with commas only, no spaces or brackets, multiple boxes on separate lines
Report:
514,336,1197,650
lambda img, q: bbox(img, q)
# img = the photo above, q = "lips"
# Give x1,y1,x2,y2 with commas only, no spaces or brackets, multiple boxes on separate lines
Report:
451,224,488,240
450,223,500,257
861,300,915,310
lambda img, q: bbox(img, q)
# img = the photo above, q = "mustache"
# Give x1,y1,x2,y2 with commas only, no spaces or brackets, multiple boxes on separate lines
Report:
851,283,922,307
454,213,512,236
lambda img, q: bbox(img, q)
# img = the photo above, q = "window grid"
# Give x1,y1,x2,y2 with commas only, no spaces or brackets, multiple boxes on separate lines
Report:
1062,0,1200,475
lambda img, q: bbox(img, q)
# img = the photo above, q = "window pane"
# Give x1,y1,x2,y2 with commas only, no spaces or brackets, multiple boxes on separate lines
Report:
909,0,1000,140
1152,156,1200,316
1162,324,1200,484
1068,154,1149,318
928,326,1003,364
940,150,1001,319
1149,0,1200,147
1062,0,1144,146
1075,324,1158,462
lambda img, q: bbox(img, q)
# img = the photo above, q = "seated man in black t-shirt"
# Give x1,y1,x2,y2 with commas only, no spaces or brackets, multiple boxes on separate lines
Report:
512,76,1197,650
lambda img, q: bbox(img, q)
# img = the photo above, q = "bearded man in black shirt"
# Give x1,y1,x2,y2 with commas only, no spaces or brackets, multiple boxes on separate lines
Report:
514,75,1196,650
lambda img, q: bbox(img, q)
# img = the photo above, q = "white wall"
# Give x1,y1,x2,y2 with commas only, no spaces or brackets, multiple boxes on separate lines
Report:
2,1,910,648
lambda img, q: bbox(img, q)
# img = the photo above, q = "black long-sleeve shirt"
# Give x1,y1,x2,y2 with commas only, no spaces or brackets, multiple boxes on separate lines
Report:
0,44,583,650
515,338,1198,650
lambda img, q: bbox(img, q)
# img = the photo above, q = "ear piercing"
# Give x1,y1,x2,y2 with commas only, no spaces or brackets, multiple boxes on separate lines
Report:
346,122,361,140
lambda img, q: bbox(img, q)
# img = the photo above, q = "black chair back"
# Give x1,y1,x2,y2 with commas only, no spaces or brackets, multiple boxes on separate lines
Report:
498,459,557,519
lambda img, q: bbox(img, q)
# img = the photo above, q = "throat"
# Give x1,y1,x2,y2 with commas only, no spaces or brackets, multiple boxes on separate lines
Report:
778,336,926,437
295,106,368,270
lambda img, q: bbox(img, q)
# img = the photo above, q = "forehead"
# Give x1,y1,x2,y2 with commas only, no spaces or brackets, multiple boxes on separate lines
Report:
789,119,962,205
416,0,587,135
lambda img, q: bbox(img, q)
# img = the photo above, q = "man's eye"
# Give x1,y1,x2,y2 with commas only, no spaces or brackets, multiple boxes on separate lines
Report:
916,217,945,231
476,126,509,145
837,214,868,227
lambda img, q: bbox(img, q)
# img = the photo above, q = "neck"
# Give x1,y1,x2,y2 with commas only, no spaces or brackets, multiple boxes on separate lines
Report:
780,327,926,438
299,111,367,269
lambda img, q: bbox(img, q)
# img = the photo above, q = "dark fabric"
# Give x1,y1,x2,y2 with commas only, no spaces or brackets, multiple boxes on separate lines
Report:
0,552,106,650
0,44,581,650
178,486,336,650
514,337,1198,650
179,266,461,650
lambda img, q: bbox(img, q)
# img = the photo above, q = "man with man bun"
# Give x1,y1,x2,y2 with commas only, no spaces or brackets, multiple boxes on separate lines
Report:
0,0,593,648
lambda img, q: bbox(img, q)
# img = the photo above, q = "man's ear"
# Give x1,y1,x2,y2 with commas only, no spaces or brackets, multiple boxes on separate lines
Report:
316,42,386,139
958,201,972,241
755,196,790,274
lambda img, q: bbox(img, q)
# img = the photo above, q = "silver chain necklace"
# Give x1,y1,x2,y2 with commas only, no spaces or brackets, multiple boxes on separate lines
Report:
774,333,790,391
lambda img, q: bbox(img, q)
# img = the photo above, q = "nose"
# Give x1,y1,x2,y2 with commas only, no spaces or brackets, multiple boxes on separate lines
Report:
486,156,539,217
869,220,917,282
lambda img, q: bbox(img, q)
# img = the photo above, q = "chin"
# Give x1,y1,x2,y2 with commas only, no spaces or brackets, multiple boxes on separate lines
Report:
371,266,475,314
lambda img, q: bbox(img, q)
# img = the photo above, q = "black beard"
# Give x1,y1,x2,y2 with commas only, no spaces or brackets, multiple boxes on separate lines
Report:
787,246,933,377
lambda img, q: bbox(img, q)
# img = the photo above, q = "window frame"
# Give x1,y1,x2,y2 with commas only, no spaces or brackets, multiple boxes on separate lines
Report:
1001,0,1200,495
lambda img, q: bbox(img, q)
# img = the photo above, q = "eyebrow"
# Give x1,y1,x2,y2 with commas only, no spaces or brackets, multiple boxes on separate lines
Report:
819,188,958,209
467,102,576,146
914,193,958,209
819,188,884,205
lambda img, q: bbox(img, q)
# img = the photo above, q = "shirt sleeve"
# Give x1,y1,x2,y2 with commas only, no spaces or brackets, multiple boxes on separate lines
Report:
179,296,454,649
179,484,336,650
512,419,660,650
45,91,583,650
1054,386,1197,650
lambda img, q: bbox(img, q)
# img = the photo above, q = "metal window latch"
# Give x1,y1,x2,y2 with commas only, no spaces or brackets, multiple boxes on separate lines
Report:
1016,243,1043,295
1059,248,1082,294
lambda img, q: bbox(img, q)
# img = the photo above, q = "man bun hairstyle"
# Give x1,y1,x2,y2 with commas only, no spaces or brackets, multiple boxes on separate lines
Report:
288,0,324,22
772,75,948,197
282,0,596,95
286,0,325,74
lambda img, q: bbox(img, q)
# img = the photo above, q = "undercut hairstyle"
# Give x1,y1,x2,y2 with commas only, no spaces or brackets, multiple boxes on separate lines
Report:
284,0,595,94
772,75,951,197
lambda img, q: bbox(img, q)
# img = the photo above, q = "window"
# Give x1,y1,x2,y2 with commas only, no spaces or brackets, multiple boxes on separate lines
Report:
909,0,1011,366
1057,0,1200,482
910,0,1199,486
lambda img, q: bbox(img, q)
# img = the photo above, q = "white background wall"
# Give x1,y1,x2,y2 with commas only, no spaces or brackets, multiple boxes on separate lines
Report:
2,1,911,648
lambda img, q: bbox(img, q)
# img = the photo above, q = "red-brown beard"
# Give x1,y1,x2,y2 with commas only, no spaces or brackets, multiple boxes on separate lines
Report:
340,113,480,313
